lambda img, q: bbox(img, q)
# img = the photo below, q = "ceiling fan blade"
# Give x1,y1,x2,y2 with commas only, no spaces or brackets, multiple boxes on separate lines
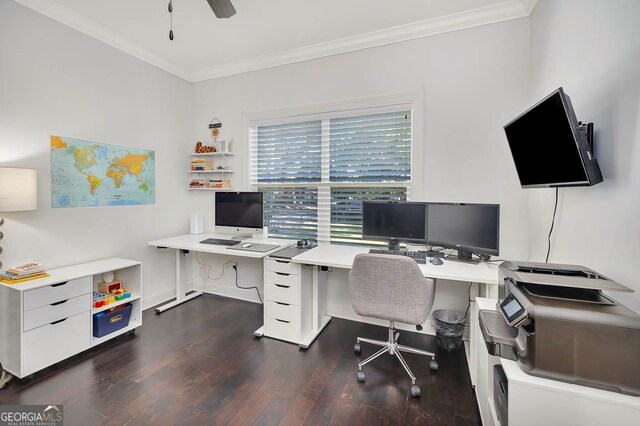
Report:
206,0,236,18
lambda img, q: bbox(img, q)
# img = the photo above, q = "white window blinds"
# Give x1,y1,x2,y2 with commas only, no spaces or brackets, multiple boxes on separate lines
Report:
253,121,322,184
250,105,413,243
260,187,318,240
330,111,411,182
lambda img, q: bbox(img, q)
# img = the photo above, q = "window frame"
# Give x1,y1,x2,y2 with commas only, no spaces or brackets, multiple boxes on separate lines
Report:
243,92,424,242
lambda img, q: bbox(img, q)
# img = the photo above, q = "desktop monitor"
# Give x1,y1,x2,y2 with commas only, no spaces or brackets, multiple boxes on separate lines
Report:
425,202,499,259
215,191,264,234
362,201,427,249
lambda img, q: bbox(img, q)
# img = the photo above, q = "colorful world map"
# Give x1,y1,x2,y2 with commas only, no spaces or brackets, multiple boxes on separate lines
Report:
51,136,155,208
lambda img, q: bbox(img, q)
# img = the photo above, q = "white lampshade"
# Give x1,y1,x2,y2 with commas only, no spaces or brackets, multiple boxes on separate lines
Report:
0,167,38,212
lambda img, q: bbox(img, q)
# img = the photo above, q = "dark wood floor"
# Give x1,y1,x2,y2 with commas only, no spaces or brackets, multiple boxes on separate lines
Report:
0,294,480,425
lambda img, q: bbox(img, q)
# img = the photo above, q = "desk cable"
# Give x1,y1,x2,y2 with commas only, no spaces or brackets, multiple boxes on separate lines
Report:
232,264,263,305
195,252,237,280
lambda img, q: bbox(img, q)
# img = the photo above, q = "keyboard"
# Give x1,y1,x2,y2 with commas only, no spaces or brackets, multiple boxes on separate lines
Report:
200,238,240,246
368,249,426,264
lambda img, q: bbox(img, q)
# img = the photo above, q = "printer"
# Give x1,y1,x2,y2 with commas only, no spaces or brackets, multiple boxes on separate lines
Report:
479,261,640,396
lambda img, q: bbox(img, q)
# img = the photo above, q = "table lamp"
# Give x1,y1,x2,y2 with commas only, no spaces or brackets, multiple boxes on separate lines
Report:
0,167,37,389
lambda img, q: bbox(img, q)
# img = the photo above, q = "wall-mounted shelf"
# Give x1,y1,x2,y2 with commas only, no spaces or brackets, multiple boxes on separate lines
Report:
189,151,234,190
189,152,235,157
188,187,236,191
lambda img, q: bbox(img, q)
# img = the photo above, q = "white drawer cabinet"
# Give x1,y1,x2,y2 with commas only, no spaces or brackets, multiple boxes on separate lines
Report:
262,258,312,344
23,311,90,375
23,276,90,311
264,258,302,275
23,293,91,332
0,258,142,378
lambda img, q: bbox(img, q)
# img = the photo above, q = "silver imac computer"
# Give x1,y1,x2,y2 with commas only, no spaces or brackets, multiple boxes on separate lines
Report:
214,191,264,238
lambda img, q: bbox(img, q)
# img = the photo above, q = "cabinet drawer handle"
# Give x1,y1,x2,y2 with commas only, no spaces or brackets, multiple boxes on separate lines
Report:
50,318,67,325
275,284,290,289
275,318,290,324
275,260,289,264
275,272,290,276
51,299,68,306
275,302,290,306
51,281,68,288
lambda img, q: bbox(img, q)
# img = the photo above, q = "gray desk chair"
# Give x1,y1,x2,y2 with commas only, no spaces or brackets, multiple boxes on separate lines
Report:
349,253,438,398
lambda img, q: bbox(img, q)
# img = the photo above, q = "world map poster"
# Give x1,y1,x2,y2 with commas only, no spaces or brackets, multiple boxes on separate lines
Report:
51,135,155,208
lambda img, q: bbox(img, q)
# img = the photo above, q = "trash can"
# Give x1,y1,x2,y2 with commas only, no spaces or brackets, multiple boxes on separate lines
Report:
432,309,465,352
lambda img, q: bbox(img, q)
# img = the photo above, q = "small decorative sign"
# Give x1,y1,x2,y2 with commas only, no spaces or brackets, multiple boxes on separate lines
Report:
194,141,216,153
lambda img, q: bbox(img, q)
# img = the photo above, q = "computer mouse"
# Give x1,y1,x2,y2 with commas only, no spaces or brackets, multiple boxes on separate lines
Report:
242,243,253,248
429,257,444,266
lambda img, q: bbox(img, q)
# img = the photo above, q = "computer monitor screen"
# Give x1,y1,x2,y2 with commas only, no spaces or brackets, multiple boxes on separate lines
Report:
426,203,499,256
215,192,264,230
362,202,427,245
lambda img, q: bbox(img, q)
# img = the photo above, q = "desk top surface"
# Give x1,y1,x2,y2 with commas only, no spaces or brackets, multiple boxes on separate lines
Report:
148,233,295,259
292,244,500,285
148,235,500,284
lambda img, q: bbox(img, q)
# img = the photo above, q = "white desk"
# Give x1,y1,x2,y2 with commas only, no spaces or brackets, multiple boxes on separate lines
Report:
147,235,501,348
292,244,499,284
148,233,294,313
288,243,500,348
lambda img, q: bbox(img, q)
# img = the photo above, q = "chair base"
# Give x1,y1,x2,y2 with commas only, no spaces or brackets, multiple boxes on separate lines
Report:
0,369,13,389
354,321,437,397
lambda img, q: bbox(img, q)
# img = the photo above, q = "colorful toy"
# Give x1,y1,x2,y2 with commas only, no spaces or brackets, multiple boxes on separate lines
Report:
98,280,122,294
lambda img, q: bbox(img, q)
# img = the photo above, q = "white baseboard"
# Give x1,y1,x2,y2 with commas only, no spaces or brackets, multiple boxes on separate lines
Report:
192,280,263,304
327,303,437,336
142,287,178,311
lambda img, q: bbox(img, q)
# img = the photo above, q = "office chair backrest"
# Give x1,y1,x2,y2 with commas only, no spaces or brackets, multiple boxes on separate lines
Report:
349,253,436,325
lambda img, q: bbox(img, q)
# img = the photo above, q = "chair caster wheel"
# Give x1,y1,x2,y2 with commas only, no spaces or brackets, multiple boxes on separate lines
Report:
429,359,438,371
354,343,361,354
357,371,366,383
410,385,421,398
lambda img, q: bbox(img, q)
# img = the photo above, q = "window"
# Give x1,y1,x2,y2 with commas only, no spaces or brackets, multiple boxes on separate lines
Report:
249,102,415,244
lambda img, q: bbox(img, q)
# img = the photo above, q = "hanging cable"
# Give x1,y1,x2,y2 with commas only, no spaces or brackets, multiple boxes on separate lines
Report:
232,265,263,304
545,187,559,263
195,252,236,281
168,0,174,40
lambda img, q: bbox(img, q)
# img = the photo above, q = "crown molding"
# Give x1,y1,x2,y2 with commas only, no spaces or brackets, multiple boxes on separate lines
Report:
13,0,194,81
191,0,536,82
14,0,538,84
520,0,540,15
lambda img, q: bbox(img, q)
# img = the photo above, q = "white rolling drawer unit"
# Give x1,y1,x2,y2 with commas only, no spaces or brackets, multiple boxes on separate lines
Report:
0,258,142,378
263,258,312,344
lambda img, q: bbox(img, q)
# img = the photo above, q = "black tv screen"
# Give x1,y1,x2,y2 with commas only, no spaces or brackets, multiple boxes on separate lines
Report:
504,88,602,188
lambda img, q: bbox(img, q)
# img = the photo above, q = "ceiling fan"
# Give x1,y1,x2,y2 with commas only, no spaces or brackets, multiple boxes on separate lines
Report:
168,0,236,40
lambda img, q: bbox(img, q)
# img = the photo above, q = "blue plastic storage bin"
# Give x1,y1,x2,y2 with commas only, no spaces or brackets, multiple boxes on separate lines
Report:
93,303,133,338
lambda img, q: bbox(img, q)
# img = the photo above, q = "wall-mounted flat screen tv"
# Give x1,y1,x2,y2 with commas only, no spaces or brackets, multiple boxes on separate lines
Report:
503,87,602,188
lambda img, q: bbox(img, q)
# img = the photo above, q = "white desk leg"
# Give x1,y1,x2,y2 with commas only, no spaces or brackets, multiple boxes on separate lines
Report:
155,249,203,314
298,265,331,349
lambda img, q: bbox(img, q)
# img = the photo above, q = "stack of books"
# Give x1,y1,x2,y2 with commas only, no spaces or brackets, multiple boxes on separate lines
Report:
0,262,50,284
191,158,213,171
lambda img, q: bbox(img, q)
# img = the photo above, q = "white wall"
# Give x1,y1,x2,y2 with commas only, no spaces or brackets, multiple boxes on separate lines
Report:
0,0,194,308
528,0,640,311
189,18,532,327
